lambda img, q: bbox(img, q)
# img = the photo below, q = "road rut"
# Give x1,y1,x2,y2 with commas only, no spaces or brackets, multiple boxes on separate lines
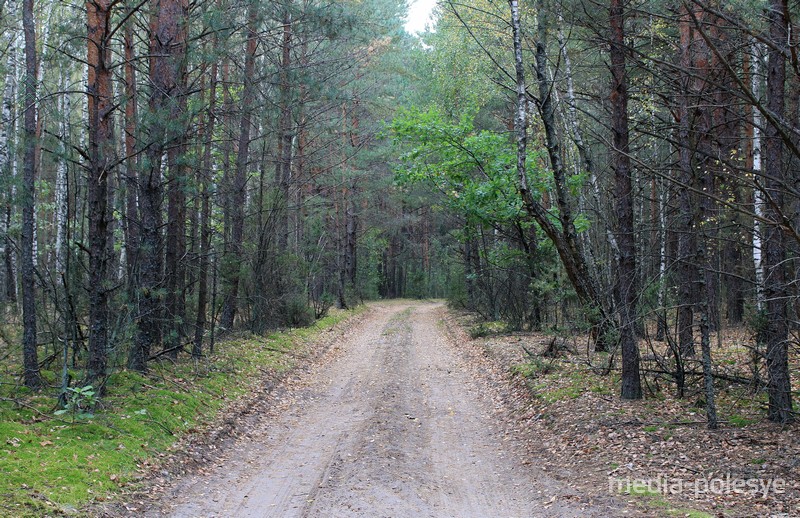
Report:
156,302,626,517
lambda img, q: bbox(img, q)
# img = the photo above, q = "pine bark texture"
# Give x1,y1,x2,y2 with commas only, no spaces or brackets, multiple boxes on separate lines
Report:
763,0,793,423
85,0,115,387
130,0,187,371
219,0,258,329
193,60,217,357
610,0,641,400
163,0,189,356
21,0,40,389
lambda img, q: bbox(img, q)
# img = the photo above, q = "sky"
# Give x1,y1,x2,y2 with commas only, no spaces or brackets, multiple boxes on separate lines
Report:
405,0,437,34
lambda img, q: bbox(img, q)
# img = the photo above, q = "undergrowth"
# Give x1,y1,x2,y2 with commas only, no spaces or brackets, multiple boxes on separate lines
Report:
0,308,360,517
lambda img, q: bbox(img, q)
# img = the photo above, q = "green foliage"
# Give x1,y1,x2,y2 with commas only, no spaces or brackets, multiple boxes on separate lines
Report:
311,292,336,319
728,413,756,428
280,295,316,328
54,385,97,422
389,105,529,226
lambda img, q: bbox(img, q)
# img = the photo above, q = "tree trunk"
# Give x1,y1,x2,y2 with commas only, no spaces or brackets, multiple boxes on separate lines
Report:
345,185,357,288
750,39,766,315
676,7,697,358
524,0,615,350
1,5,18,306
275,5,293,251
763,0,793,424
55,72,69,278
194,60,217,357
123,10,139,297
163,0,189,356
21,0,41,389
85,0,115,388
610,0,641,400
655,174,668,341
130,0,188,371
220,0,257,329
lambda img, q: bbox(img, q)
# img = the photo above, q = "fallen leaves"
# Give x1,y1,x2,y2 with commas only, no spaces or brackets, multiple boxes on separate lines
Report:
443,310,800,517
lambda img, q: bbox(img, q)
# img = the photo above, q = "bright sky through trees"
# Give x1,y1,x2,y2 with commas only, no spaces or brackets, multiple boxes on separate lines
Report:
405,0,436,34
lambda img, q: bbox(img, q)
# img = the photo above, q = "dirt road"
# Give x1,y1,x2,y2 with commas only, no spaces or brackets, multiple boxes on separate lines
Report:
155,302,628,517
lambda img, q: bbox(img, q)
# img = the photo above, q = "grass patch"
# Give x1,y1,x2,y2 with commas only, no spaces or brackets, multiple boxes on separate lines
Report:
523,363,614,404
0,307,360,517
727,413,756,428
511,358,560,378
468,321,507,338
617,482,714,517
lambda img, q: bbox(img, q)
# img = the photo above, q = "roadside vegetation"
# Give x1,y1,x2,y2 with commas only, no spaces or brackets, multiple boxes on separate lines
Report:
0,308,360,517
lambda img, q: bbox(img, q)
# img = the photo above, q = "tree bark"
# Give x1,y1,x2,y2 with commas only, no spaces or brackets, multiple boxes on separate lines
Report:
85,0,115,388
763,0,793,423
610,0,641,400
220,0,258,329
130,0,187,371
275,5,293,251
523,0,615,351
21,0,41,389
55,72,69,278
163,0,189,357
750,39,766,314
1,4,18,306
194,59,217,357
676,6,697,358
123,10,139,297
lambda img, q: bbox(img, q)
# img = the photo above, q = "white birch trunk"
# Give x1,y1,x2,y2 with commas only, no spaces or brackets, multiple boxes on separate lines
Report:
0,4,17,186
55,73,69,275
751,40,766,313
657,173,667,309
117,95,127,282
556,12,619,262
2,5,18,302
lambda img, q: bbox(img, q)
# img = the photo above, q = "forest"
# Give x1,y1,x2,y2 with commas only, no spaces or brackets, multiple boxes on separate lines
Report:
0,0,799,507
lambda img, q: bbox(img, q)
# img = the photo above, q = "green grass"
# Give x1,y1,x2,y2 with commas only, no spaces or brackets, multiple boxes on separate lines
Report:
522,365,613,404
468,321,507,338
676,512,714,518
510,358,559,378
0,308,360,517
616,481,715,518
727,413,756,427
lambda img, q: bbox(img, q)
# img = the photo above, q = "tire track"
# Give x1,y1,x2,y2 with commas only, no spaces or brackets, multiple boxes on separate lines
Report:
153,301,630,517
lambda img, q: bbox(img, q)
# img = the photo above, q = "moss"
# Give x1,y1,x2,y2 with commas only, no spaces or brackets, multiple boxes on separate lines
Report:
511,358,560,378
468,321,507,338
727,413,756,427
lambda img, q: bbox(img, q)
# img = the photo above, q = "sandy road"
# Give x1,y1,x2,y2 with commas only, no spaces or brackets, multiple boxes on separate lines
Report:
155,302,627,517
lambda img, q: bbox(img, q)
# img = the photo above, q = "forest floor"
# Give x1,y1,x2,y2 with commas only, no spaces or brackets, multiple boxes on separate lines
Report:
93,300,796,517
110,300,641,517
453,315,799,518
